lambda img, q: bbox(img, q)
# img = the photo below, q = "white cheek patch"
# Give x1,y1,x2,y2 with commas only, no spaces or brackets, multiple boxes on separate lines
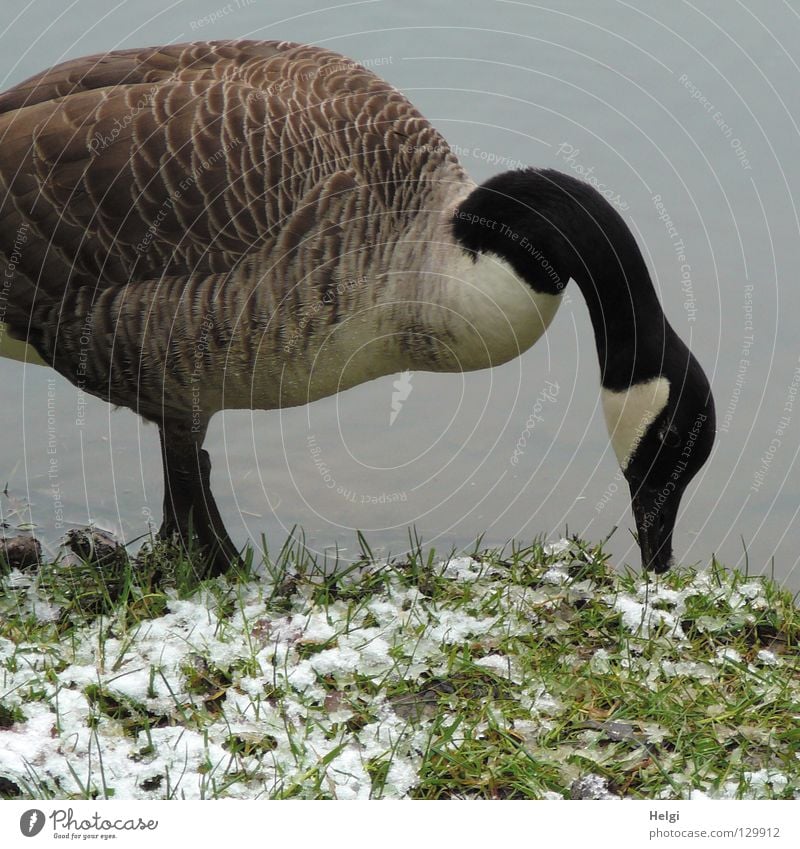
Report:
601,377,671,471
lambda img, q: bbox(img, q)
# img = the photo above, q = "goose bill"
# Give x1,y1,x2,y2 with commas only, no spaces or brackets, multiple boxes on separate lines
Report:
630,483,682,574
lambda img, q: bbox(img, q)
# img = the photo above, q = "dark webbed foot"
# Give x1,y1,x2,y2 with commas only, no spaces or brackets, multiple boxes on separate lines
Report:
158,422,242,578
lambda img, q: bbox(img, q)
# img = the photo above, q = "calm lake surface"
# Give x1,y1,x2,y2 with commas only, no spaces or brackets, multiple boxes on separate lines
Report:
2,0,799,589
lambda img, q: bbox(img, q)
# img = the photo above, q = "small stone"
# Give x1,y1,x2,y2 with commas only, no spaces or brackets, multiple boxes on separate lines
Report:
0,534,42,572
570,773,621,800
64,527,127,569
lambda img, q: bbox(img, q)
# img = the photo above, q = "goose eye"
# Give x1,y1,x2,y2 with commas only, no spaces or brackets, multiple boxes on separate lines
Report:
660,424,682,448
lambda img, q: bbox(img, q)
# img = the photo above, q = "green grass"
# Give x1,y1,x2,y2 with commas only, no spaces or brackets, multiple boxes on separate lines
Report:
0,532,797,799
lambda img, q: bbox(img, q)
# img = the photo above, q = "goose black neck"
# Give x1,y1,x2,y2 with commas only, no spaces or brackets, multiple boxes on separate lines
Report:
452,168,675,390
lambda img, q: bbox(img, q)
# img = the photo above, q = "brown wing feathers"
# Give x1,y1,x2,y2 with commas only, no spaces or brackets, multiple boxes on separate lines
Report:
0,40,464,417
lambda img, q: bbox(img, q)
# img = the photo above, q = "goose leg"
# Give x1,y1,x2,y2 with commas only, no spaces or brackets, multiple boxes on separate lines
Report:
157,423,241,577
192,445,243,575
158,425,194,543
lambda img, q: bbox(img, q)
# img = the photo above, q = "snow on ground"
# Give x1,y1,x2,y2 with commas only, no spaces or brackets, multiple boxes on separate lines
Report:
605,568,769,642
690,769,790,800
0,547,566,799
0,539,793,799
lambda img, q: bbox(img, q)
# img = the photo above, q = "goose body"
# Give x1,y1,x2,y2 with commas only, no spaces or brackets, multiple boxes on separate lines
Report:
0,40,714,574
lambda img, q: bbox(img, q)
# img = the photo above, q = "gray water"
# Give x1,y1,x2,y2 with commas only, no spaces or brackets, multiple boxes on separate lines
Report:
1,0,799,589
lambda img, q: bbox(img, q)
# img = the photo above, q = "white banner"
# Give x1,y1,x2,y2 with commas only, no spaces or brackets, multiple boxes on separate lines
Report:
0,800,797,847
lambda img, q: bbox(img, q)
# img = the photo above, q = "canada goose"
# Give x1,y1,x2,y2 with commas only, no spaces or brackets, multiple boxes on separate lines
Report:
0,40,715,576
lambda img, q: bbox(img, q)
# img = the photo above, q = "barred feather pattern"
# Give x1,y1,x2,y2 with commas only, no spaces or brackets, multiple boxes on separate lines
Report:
0,40,473,423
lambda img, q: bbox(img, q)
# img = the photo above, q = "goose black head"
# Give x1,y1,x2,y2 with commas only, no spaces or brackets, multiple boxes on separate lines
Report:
603,344,715,574
452,167,715,574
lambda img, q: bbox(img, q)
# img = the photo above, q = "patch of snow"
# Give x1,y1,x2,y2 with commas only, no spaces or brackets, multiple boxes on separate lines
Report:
511,719,545,744
571,773,620,800
659,660,717,683
286,661,318,692
308,646,361,677
716,647,742,664
353,635,392,667
745,769,788,794
474,654,513,677
727,591,744,609
51,687,93,729
326,748,371,799
385,756,420,797
441,556,482,580
689,789,711,799
543,539,572,557
0,704,59,775
611,593,682,638
542,563,570,585
737,581,767,601
0,636,21,662
692,769,789,800
0,572,437,798
103,668,154,702
652,587,682,606
367,598,402,623
427,609,494,644
695,615,729,633
298,613,338,644
30,598,62,623
590,648,612,674
58,664,100,688
524,685,561,715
